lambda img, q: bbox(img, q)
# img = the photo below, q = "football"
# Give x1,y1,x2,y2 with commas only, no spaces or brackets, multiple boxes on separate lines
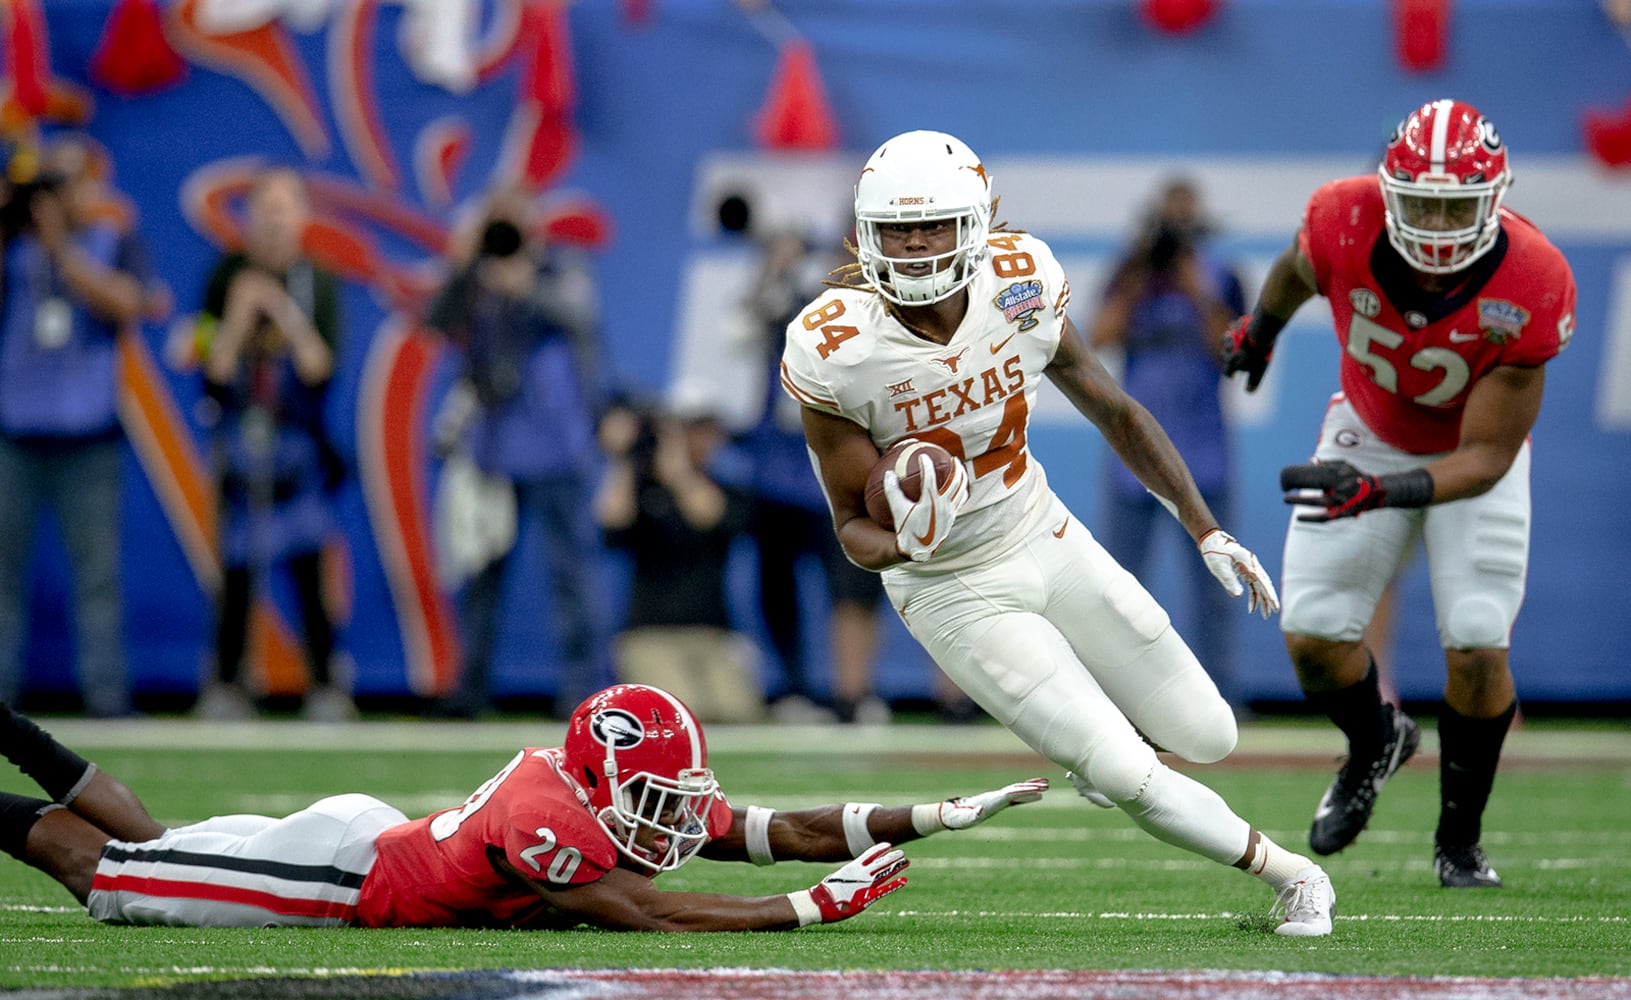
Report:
864,439,959,530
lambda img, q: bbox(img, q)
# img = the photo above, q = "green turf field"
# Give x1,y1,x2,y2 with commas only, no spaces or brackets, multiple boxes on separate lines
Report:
1,717,1627,991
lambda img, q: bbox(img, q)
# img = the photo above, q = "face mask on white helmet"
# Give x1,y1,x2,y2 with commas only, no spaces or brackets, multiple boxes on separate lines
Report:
854,130,993,305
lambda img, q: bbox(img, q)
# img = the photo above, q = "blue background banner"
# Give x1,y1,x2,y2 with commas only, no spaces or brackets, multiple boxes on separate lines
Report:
12,0,1631,707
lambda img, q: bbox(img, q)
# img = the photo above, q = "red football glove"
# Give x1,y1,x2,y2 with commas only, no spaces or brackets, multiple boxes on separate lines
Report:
1220,309,1279,392
787,842,909,926
1281,461,1434,522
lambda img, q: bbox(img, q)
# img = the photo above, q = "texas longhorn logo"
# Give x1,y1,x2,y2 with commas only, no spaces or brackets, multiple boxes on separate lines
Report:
930,347,970,375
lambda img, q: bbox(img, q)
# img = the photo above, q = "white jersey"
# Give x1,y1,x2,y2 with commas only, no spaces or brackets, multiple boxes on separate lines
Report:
780,232,1072,571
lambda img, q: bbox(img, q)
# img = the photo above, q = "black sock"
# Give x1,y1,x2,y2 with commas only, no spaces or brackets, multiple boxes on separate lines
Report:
0,704,95,803
0,792,57,862
1305,656,1391,766
1436,699,1517,847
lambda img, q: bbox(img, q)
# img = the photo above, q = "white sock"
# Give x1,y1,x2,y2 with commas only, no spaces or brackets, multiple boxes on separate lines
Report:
1237,829,1316,886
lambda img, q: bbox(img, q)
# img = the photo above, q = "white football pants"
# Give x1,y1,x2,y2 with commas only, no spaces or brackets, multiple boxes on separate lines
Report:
884,491,1253,866
1281,395,1531,649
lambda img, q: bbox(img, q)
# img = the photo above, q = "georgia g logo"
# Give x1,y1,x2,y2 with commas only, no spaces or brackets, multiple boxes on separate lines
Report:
591,708,645,750
1477,116,1502,154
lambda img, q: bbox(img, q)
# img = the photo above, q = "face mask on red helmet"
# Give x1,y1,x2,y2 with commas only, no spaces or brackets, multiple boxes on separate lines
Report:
1379,98,1511,276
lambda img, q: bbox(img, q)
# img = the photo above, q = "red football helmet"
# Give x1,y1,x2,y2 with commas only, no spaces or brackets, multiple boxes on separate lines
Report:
561,684,720,873
1379,98,1511,275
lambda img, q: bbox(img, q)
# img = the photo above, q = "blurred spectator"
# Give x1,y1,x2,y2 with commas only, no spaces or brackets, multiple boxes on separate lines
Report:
427,187,605,718
1089,178,1247,710
194,168,354,722
593,399,762,723
738,229,902,725
0,134,153,718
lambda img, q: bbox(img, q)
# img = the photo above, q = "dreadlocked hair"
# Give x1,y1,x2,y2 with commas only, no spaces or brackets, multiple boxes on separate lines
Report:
989,194,1024,236
821,237,869,291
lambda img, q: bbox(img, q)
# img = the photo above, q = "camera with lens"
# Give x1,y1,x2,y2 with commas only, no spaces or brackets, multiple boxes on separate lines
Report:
1143,219,1199,277
0,170,63,240
478,218,525,259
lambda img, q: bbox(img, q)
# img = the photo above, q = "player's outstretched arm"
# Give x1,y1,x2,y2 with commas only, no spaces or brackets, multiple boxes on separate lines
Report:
1047,315,1219,542
1220,234,1317,392
509,847,908,932
702,778,1049,866
1281,364,1545,520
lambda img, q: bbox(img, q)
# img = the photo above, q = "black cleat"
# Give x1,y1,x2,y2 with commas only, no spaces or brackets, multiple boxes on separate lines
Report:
1435,841,1503,888
1309,707,1421,856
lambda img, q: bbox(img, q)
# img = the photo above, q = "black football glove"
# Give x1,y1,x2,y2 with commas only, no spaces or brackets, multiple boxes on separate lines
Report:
1281,460,1435,522
1220,308,1282,392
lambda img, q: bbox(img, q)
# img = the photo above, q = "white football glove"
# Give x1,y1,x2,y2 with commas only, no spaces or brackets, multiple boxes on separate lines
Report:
884,453,970,563
1198,528,1279,619
785,843,910,926
913,777,1050,833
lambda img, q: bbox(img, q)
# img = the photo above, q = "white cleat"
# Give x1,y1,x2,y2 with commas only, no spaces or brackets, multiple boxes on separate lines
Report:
1272,865,1336,937
1065,770,1116,809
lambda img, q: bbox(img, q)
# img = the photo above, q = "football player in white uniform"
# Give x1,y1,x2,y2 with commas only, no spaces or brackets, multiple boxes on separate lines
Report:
783,130,1335,936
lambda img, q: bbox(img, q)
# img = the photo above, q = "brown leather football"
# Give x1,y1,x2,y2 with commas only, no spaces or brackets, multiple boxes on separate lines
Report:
864,439,958,530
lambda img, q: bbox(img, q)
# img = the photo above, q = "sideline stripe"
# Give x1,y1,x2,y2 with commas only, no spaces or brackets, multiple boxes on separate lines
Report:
890,909,1629,924
905,856,1631,872
29,719,1631,762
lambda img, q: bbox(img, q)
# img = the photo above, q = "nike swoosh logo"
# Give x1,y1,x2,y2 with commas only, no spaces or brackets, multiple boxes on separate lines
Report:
913,498,937,547
1052,519,1069,538
990,333,1016,354
1448,331,1478,342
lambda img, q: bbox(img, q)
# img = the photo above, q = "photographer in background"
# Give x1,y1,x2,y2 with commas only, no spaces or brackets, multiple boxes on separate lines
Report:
0,137,151,718
427,188,605,719
195,167,353,723
1089,177,1248,712
593,396,761,723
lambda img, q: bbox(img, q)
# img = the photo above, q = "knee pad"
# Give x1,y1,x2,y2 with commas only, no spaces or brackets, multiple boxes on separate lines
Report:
1440,595,1512,649
1180,700,1238,765
1281,584,1364,642
1078,737,1159,804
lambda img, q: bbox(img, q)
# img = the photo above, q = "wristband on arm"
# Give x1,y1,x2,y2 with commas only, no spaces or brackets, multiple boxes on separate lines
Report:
744,805,776,866
843,802,881,856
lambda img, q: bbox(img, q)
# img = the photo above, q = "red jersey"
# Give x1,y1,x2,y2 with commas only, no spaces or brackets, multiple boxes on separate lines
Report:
355,747,732,929
1299,177,1576,454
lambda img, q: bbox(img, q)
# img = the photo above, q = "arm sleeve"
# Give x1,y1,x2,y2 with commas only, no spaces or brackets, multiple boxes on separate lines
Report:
1297,183,1341,296
1496,250,1576,368
778,309,844,417
501,806,618,887
1018,234,1069,361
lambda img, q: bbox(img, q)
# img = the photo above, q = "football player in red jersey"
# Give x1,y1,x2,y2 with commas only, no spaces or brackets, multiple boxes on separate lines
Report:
1222,99,1576,887
0,685,1048,930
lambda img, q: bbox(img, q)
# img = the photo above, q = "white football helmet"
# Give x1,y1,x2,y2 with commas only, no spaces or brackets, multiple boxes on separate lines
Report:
854,130,993,305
